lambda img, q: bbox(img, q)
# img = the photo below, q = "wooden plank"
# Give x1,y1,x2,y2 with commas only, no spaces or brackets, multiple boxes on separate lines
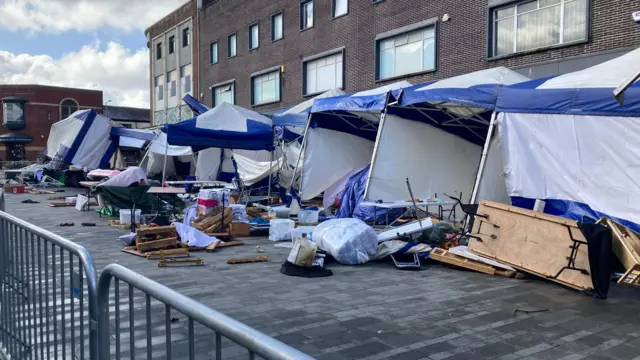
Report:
618,264,640,287
205,213,234,233
136,237,178,253
217,240,244,248
135,225,176,237
429,248,496,275
194,207,231,230
206,242,219,252
121,247,148,258
145,248,190,258
192,209,215,224
468,200,593,291
158,258,204,267
598,218,640,273
226,256,268,264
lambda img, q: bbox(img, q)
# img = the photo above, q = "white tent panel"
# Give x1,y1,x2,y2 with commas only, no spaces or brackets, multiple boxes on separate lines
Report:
475,135,510,205
149,132,193,156
366,114,481,204
301,128,373,201
234,154,283,186
417,67,529,91
70,113,112,169
195,148,234,181
46,114,84,158
196,102,272,131
119,136,146,149
499,112,640,225
233,149,279,162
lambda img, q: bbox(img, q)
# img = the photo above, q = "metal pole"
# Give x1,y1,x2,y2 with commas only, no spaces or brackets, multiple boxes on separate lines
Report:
406,177,422,228
161,129,169,184
363,92,391,200
469,111,498,205
138,131,161,167
288,112,312,195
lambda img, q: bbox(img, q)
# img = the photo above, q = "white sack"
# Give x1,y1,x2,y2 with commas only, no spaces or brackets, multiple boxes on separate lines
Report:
301,128,373,200
234,154,283,186
98,167,147,187
499,112,640,225
366,114,480,208
313,218,378,265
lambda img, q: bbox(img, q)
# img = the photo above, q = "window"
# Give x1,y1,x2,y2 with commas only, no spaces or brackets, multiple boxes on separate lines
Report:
155,76,164,101
169,35,175,54
333,0,348,17
300,0,314,30
60,99,79,120
304,52,344,95
377,26,436,80
156,42,162,60
492,0,588,57
210,41,218,64
167,72,177,97
2,101,25,129
249,23,259,50
182,27,190,47
272,12,283,41
181,66,192,94
252,70,281,105
228,33,237,57
213,83,235,106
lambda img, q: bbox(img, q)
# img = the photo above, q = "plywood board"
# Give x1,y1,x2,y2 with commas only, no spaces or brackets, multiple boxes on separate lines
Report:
468,200,593,291
429,248,496,275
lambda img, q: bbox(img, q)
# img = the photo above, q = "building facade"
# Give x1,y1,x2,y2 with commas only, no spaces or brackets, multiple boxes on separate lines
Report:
195,0,640,112
0,85,103,163
145,0,198,126
103,106,151,129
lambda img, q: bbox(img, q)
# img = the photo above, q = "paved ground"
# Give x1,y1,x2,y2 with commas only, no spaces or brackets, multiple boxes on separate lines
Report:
5,190,640,360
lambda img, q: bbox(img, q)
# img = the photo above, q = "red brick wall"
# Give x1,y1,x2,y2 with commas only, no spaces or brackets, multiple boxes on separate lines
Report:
0,85,103,161
198,0,640,111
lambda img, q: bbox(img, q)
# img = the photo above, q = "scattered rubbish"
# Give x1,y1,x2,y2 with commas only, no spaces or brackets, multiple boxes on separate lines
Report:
158,258,204,267
429,248,515,277
513,308,549,316
280,261,333,278
597,218,640,288
448,246,515,271
21,199,39,204
48,201,97,208
81,223,96,227
256,246,265,253
287,234,317,267
59,222,74,227
269,219,295,241
226,256,268,264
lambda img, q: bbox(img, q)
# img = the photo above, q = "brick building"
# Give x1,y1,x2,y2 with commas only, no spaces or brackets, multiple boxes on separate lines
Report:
145,0,198,126
192,0,640,113
0,85,103,162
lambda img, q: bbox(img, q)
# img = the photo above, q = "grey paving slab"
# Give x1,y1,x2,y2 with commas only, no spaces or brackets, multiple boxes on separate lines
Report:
4,190,640,359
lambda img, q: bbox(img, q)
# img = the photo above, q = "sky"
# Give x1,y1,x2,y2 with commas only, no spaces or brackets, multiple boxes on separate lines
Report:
0,0,187,108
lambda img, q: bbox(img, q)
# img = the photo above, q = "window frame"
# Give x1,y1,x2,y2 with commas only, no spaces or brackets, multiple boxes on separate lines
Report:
249,22,260,50
211,80,236,107
182,27,191,47
180,66,192,94
302,48,345,97
374,21,438,82
228,32,237,58
332,0,349,19
300,0,314,31
59,98,79,120
250,68,282,106
488,0,590,59
156,42,162,60
210,41,219,64
271,11,284,42
168,35,175,54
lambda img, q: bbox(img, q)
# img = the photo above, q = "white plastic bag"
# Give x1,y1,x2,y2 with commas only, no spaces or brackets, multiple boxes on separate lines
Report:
75,194,88,211
313,218,378,265
287,236,317,267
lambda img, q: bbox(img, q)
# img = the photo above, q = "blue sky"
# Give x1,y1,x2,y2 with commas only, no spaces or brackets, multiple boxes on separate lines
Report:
0,0,185,107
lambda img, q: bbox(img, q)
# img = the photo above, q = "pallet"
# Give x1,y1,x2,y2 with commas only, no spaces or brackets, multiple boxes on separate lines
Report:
619,264,640,287
429,248,498,276
468,200,592,291
193,207,232,230
136,237,178,253
226,256,268,264
597,218,640,288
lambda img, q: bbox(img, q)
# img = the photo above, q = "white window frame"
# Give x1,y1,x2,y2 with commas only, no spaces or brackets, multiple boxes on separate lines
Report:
300,0,314,30
492,0,588,57
212,82,235,106
272,12,283,41
333,0,348,18
180,66,192,94
251,70,281,106
182,27,191,47
303,51,344,96
249,23,260,50
155,77,164,102
376,25,436,80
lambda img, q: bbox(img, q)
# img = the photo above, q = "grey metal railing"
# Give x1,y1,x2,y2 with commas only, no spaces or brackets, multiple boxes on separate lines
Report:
0,207,99,360
97,264,315,360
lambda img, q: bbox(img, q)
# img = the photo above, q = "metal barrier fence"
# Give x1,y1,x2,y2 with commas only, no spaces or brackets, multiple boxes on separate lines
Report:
97,264,314,360
0,208,99,359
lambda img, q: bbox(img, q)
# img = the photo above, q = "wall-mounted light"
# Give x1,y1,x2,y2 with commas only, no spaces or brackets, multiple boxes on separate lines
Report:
47,111,51,121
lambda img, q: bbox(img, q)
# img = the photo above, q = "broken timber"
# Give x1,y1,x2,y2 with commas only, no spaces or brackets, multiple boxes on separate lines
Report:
226,256,268,264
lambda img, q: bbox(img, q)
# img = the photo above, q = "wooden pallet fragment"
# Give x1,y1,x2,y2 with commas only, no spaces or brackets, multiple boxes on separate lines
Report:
136,237,178,253
158,258,204,267
597,218,640,288
226,256,268,264
429,248,498,276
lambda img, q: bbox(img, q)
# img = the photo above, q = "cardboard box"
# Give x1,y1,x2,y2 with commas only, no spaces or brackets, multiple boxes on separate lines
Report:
229,222,250,237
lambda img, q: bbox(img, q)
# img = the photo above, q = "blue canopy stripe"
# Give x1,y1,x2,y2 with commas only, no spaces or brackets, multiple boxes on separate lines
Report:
183,94,209,116
110,127,156,141
63,109,96,164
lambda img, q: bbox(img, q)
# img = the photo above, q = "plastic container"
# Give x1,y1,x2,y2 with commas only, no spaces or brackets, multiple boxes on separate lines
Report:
291,226,316,241
119,209,142,226
269,219,295,241
298,209,319,225
268,206,290,219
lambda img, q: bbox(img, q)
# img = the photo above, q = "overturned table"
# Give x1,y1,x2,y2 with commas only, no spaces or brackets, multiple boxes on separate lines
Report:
359,199,457,226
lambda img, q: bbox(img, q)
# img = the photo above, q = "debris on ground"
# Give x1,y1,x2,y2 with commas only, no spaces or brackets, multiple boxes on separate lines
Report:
59,222,74,227
226,256,268,264
21,199,39,204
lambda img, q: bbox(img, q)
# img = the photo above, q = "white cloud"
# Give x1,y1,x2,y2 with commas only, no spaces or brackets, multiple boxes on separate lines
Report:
0,0,188,33
0,42,150,108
